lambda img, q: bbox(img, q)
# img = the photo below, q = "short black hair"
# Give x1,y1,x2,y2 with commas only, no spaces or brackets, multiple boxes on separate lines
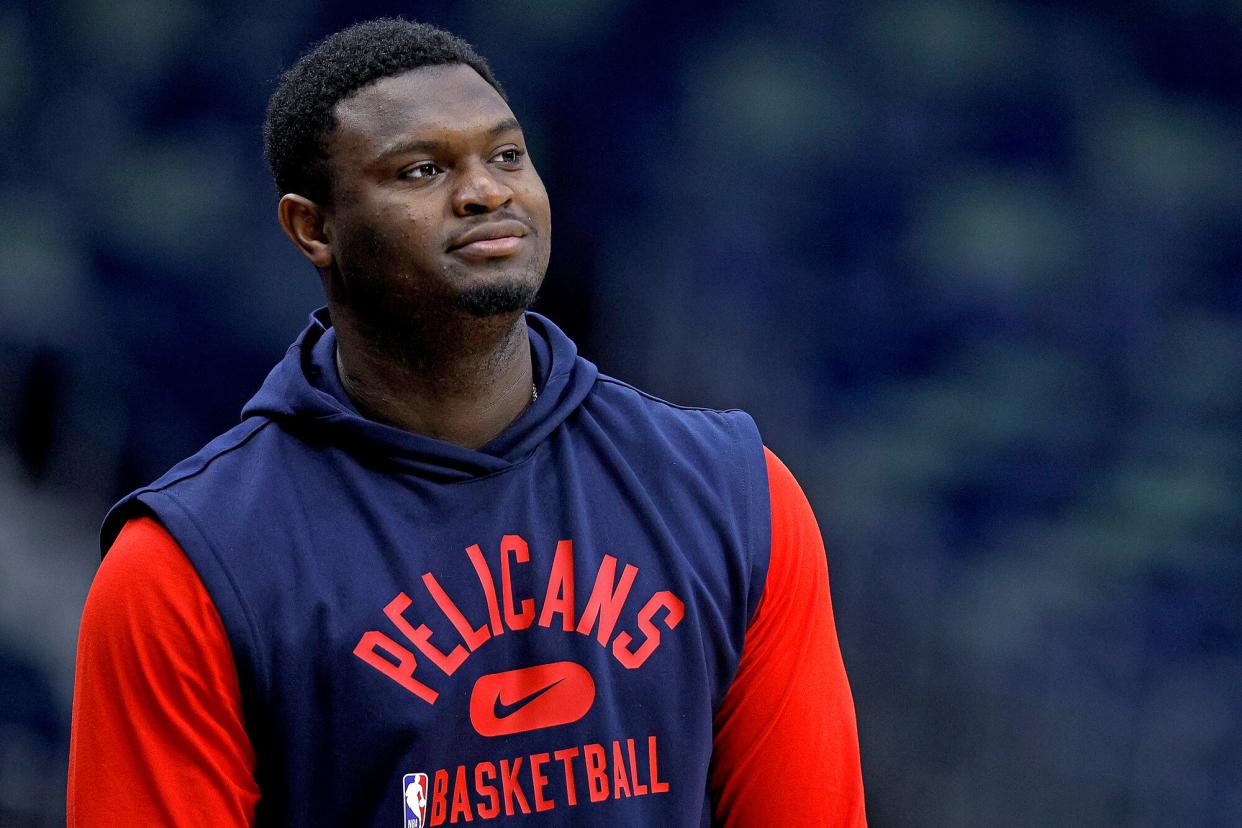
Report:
263,18,505,205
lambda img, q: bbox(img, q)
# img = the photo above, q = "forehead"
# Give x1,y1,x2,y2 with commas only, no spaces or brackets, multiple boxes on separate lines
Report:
331,63,515,156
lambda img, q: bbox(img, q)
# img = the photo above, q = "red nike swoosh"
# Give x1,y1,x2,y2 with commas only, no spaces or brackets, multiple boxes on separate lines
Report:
470,662,595,737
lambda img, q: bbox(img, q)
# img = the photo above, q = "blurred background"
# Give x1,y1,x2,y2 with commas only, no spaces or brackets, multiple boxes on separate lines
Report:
1,0,1239,825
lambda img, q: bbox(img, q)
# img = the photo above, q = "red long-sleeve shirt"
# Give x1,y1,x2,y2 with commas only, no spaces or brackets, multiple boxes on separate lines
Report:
68,447,865,826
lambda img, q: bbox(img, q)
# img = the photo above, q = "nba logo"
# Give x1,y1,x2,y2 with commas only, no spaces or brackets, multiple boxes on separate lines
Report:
402,772,428,828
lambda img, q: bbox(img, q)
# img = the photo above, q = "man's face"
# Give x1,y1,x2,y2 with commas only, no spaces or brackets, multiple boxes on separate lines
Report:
323,63,551,328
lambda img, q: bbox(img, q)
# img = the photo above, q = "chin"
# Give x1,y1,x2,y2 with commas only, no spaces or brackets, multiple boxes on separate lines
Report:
454,278,542,318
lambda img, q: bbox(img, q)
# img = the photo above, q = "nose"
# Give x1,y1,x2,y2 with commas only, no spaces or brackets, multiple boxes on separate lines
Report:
451,159,513,216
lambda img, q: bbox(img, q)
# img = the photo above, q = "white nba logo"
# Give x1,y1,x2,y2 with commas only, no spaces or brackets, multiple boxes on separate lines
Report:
402,772,428,828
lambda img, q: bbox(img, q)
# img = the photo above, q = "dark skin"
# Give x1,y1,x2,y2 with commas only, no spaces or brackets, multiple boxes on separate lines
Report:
277,64,552,449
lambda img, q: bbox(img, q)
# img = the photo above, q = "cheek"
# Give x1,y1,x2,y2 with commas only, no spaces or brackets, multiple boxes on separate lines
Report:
336,218,392,264
523,175,552,230
392,202,447,248
346,204,436,260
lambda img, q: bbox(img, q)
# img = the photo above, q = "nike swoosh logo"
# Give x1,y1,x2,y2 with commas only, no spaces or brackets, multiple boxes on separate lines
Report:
470,661,596,737
493,677,565,719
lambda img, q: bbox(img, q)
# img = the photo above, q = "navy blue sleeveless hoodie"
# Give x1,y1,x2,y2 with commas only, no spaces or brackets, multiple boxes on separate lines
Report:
102,309,770,827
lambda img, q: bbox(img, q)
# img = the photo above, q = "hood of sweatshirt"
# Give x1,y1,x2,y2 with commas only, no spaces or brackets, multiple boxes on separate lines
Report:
241,307,599,482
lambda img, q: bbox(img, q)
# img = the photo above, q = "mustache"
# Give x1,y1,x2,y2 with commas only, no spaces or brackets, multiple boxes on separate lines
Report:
450,209,537,239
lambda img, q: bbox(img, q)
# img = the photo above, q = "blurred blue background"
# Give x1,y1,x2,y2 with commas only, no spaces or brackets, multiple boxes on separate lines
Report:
1,0,1240,825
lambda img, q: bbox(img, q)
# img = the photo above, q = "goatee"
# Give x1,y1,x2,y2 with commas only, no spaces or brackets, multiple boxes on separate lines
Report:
455,280,541,317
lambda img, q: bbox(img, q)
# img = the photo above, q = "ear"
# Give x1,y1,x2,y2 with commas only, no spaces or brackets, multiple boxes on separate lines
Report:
277,194,334,269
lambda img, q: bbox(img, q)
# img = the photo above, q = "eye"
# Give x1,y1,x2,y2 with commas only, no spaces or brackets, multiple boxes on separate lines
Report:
401,162,443,180
492,147,524,165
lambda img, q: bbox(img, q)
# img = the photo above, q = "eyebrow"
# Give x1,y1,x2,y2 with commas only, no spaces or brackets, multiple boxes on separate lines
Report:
374,117,523,163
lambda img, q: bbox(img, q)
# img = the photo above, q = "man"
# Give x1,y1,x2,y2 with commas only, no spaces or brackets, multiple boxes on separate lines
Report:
68,18,864,827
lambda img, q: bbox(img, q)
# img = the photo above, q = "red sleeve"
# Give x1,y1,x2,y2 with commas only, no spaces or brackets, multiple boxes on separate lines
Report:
68,516,259,827
709,447,866,826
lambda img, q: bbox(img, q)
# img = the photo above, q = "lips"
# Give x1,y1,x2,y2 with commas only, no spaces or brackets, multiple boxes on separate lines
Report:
448,219,529,257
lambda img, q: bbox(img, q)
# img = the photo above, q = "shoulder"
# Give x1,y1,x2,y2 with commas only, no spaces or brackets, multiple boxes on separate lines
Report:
100,416,279,553
590,371,743,419
583,372,768,513
586,371,763,456
140,417,275,494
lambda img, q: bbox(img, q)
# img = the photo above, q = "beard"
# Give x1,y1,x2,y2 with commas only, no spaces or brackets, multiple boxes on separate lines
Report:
455,279,541,317
330,218,545,322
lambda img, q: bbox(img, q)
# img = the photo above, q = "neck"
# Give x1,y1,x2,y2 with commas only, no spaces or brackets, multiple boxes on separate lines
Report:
331,306,535,450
